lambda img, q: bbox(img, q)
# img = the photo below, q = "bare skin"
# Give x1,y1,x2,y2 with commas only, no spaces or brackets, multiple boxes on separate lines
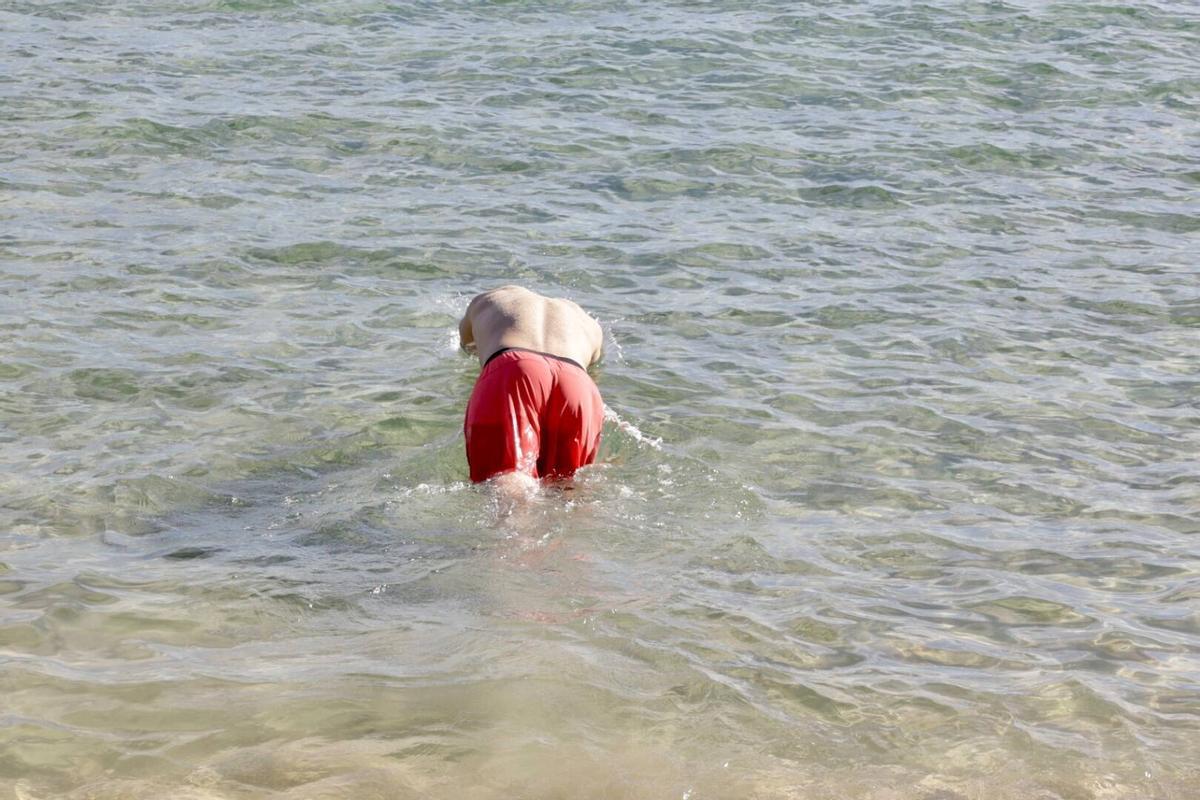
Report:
459,285,603,369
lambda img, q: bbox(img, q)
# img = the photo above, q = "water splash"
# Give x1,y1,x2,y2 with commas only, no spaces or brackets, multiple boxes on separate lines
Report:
599,316,626,365
433,293,471,354
604,404,663,450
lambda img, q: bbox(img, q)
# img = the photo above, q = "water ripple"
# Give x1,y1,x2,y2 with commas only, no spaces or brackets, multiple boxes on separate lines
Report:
3,0,1199,797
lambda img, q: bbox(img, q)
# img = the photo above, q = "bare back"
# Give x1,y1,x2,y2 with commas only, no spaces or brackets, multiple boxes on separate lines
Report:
459,285,603,369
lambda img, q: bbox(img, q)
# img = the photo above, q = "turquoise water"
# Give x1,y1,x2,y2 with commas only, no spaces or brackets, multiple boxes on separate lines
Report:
2,1,1199,797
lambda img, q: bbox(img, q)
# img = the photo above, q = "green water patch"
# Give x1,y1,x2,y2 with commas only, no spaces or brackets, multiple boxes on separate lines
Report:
941,142,1066,171
805,303,923,329
687,535,834,579
66,368,143,402
58,111,404,160
242,242,452,280
660,242,776,268
99,309,237,334
626,144,798,176
969,595,1094,627
159,546,224,561
715,307,795,328
1092,208,1200,234
797,183,907,209
0,361,37,380
593,175,715,202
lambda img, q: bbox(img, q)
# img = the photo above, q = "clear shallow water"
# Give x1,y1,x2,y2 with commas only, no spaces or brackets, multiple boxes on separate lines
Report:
1,0,1198,797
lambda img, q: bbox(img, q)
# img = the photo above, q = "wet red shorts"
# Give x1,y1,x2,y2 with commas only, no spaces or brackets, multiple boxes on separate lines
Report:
464,348,604,482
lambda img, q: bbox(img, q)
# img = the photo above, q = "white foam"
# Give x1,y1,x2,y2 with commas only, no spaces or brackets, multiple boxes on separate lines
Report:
395,482,470,497
604,404,663,450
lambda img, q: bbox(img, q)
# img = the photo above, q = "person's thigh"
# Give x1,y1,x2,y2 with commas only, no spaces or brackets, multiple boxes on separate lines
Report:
538,366,603,480
464,354,553,481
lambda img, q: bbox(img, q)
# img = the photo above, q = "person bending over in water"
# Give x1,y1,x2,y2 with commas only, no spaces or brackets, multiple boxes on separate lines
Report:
459,285,604,483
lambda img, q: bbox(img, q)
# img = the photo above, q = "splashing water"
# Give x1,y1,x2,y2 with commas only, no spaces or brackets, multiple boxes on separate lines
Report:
603,404,663,451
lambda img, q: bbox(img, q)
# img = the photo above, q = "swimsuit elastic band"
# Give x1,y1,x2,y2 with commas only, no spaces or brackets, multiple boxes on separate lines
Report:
484,346,586,372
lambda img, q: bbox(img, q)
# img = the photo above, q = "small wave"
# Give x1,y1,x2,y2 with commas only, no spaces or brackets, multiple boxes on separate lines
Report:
393,481,470,497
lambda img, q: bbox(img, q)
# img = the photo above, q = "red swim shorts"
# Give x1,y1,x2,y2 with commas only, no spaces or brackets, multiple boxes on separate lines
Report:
464,348,604,482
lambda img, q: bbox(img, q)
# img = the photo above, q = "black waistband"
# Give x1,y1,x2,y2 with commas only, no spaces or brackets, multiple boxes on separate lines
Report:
483,346,586,372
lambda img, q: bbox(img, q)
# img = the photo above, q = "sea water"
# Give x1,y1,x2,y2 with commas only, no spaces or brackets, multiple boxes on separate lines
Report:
1,1,1198,797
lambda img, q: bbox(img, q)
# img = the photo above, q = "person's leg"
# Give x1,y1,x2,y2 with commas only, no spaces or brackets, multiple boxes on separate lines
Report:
537,362,604,480
464,352,553,482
